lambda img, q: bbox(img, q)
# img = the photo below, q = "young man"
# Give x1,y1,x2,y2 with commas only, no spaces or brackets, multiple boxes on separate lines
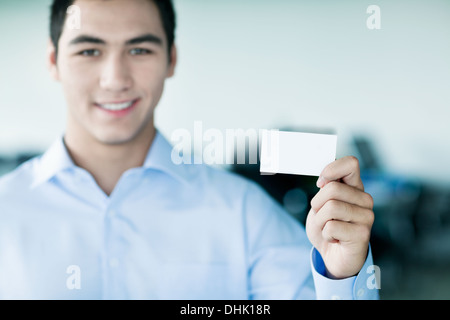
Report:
0,0,378,299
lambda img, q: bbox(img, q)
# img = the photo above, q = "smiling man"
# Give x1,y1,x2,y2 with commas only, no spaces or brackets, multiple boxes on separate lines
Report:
0,0,379,299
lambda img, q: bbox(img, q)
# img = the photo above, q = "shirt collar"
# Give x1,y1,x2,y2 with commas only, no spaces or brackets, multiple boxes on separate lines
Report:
31,130,191,188
141,130,191,184
31,136,76,188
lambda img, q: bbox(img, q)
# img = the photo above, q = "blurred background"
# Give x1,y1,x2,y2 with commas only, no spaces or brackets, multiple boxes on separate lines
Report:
1,0,450,299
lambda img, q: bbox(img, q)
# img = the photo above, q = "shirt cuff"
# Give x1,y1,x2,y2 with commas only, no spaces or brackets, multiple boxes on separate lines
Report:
310,245,380,300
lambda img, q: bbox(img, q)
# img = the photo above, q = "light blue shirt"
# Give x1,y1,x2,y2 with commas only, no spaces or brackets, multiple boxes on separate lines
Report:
0,131,379,300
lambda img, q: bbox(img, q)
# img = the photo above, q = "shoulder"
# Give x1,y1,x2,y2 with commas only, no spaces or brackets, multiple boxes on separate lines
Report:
191,165,309,247
183,163,290,220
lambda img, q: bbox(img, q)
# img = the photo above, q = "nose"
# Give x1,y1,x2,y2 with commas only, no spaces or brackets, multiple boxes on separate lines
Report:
99,53,133,92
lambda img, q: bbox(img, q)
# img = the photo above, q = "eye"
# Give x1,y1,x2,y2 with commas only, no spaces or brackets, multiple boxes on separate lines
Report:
130,48,153,55
78,49,100,57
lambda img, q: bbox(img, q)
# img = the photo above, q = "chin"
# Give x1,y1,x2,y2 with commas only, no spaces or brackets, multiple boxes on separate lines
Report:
95,127,152,146
90,117,154,146
92,131,136,146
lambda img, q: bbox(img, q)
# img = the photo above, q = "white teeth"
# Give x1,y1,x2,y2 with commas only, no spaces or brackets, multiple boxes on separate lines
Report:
99,101,134,111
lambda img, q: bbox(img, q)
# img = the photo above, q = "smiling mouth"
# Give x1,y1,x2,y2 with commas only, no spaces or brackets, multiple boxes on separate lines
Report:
94,98,140,116
96,99,138,111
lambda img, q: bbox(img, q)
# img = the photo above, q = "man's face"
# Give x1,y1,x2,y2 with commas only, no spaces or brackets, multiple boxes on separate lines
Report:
50,0,176,145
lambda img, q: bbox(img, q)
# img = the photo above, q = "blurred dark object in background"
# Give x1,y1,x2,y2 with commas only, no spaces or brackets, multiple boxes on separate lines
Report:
233,162,317,226
0,152,40,177
353,135,450,298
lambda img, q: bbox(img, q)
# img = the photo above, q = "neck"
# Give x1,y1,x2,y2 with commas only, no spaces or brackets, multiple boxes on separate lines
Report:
64,125,156,197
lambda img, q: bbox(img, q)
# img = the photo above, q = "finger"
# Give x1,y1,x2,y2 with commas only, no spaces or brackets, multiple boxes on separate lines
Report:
317,156,364,191
306,200,374,248
322,220,370,244
305,208,324,247
313,199,375,227
310,181,374,213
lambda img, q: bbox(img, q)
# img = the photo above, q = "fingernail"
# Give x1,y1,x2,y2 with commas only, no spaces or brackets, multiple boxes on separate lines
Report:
317,176,325,188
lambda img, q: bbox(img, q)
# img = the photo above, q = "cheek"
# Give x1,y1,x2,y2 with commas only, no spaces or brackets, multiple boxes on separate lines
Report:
59,62,97,103
133,63,168,97
61,60,97,85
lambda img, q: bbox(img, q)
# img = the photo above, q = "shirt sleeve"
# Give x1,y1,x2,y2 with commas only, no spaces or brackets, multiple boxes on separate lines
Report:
310,244,380,300
243,181,316,300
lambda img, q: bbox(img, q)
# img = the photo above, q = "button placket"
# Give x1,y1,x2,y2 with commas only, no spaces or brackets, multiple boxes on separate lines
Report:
103,171,140,299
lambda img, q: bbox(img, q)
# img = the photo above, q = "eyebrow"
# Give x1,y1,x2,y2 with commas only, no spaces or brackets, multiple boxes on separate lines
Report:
69,33,163,46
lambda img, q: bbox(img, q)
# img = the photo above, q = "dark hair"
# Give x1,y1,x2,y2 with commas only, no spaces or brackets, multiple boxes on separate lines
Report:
50,0,176,59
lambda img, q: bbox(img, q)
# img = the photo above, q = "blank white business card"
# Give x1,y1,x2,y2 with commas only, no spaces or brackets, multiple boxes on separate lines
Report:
260,130,337,176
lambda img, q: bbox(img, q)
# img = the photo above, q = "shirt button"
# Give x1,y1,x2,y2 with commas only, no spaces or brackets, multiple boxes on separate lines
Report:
109,258,119,268
357,288,365,298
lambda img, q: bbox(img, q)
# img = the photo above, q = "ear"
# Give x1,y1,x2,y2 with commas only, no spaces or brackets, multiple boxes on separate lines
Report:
47,38,60,82
166,44,177,78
